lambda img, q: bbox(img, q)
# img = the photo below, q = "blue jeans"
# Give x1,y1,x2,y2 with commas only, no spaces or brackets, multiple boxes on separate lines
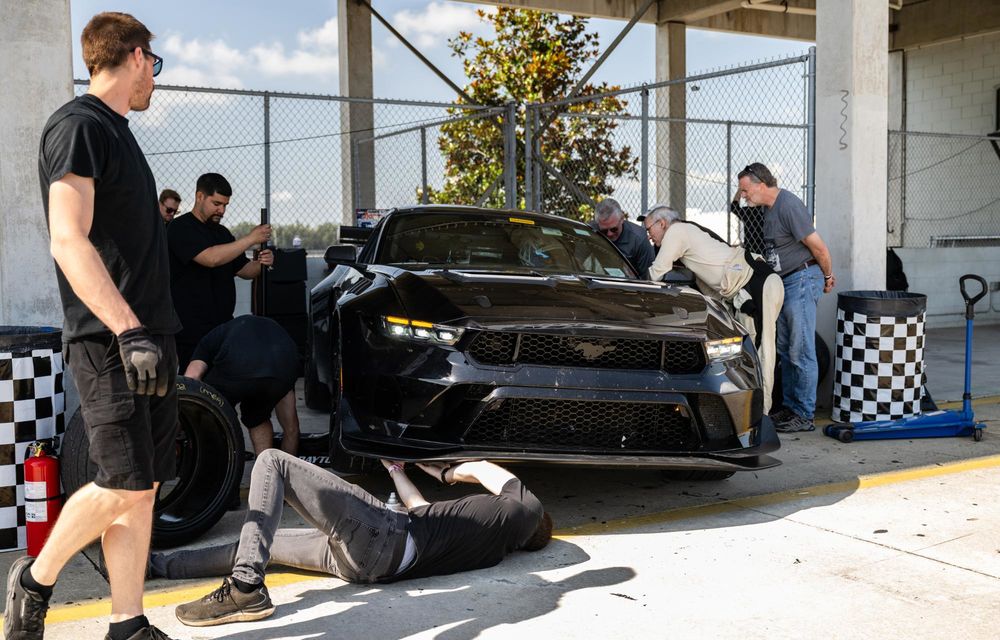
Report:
776,264,824,419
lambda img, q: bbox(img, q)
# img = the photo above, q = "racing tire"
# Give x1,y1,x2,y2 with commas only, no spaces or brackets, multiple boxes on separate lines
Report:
661,470,735,482
60,376,245,548
303,356,331,411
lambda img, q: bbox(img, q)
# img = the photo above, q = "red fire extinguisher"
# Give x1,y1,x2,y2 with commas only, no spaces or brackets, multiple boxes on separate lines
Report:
24,439,62,557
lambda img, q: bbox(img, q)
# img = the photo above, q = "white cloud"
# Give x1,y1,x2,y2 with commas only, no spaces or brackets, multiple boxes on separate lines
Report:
250,43,338,77
157,65,243,90
162,35,243,71
155,20,340,89
392,2,491,49
298,17,338,52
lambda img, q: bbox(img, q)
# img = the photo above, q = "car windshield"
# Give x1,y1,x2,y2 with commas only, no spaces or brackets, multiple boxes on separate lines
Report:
377,214,638,278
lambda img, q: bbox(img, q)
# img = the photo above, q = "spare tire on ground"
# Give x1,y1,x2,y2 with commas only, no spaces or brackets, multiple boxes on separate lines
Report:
60,376,245,548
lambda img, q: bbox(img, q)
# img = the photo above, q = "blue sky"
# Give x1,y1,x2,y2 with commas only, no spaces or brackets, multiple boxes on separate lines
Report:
70,0,812,101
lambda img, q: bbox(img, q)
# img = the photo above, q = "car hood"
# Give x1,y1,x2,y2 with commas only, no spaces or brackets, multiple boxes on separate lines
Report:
378,267,741,339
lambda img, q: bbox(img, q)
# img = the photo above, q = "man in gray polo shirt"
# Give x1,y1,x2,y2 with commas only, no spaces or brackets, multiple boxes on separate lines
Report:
737,163,836,432
592,198,655,279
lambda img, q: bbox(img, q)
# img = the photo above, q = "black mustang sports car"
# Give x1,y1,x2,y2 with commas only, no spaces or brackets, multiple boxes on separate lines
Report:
306,205,779,476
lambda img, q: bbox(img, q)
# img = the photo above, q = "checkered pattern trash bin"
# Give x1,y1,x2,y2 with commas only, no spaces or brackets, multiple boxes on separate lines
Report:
832,291,927,423
0,327,65,551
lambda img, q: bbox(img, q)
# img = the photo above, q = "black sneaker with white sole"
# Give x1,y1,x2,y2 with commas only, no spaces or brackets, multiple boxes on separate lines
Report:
175,576,275,627
4,556,50,640
775,412,816,433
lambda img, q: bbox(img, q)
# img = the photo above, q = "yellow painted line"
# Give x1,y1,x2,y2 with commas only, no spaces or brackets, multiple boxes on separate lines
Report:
558,453,1000,537
44,570,323,625
28,452,1000,626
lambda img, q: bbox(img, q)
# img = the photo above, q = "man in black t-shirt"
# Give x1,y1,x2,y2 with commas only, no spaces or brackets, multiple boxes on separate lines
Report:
161,454,552,627
168,173,274,370
6,12,178,640
184,316,300,455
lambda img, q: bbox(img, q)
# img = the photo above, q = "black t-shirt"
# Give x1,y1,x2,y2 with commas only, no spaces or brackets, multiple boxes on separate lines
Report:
392,478,544,581
192,316,298,389
37,94,181,340
167,212,250,344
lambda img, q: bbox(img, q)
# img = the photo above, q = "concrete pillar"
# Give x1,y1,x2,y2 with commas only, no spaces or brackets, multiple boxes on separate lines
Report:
655,21,686,216
0,2,68,327
338,0,376,225
815,0,889,406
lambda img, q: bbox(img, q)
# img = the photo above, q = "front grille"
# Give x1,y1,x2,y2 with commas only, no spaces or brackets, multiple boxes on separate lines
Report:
467,331,705,374
697,395,735,441
465,398,698,451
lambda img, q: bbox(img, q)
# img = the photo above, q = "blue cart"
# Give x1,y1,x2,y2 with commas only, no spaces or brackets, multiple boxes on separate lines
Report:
824,275,987,443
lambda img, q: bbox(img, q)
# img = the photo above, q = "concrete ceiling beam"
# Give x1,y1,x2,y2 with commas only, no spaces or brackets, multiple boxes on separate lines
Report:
454,0,658,22
891,0,1000,50
689,7,815,41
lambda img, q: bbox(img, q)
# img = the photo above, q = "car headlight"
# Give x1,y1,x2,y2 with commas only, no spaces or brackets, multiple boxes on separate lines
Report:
705,337,743,361
382,316,464,345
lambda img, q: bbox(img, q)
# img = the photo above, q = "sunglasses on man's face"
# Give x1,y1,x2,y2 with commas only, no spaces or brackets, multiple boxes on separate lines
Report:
600,223,623,237
163,206,178,215
141,48,163,77
743,165,763,183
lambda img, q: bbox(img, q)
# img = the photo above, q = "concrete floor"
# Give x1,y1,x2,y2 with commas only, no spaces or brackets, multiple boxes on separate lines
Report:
2,324,998,638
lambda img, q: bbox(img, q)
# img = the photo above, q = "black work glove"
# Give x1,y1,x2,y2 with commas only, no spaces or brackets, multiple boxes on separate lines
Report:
117,327,168,396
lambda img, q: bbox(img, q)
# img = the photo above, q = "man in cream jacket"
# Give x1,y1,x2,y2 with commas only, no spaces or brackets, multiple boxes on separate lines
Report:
644,204,784,414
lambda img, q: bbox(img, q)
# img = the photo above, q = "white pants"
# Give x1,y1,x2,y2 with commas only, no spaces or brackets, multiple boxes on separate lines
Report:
734,273,784,415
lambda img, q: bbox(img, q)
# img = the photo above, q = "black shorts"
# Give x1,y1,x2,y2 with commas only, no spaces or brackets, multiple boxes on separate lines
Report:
65,334,179,491
205,374,292,429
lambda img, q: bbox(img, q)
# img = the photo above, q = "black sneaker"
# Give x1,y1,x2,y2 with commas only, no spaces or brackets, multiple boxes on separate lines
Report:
105,624,176,640
775,412,816,433
769,407,794,424
175,576,275,627
4,556,50,640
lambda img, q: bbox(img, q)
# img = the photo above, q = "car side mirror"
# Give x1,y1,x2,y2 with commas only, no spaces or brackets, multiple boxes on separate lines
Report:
324,244,358,269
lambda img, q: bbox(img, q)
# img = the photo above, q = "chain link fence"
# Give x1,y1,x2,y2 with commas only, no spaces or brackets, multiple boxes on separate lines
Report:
76,52,812,252
73,81,502,249
525,52,814,250
888,130,1000,247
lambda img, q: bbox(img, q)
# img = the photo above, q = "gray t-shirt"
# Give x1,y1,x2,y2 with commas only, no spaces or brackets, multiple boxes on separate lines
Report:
762,189,815,276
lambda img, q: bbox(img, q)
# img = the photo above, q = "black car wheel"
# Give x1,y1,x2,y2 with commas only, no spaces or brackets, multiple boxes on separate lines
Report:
60,376,245,548
661,470,735,482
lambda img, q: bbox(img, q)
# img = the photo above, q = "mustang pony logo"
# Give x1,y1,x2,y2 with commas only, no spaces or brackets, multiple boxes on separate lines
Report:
573,341,617,360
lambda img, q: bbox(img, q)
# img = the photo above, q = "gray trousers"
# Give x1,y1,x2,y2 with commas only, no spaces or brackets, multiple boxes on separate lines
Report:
152,449,408,584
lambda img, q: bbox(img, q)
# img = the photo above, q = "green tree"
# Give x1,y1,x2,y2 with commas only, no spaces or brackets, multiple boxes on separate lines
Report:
426,8,637,221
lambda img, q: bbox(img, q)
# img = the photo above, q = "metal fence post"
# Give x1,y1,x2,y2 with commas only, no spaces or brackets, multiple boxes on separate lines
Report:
534,108,542,214
524,105,533,211
263,92,271,219
420,126,429,205
504,102,517,209
641,87,649,216
726,121,732,245
806,46,817,218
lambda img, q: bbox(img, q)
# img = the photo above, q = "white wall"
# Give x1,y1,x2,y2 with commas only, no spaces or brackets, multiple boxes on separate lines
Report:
896,247,1000,328
894,31,1000,326
905,32,1000,134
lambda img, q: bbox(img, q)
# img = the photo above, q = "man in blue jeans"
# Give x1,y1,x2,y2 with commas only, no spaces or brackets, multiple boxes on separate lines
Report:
737,163,836,432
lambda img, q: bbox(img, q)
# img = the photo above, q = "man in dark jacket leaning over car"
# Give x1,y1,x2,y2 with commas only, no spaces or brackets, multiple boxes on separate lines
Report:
163,453,553,627
592,198,655,278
